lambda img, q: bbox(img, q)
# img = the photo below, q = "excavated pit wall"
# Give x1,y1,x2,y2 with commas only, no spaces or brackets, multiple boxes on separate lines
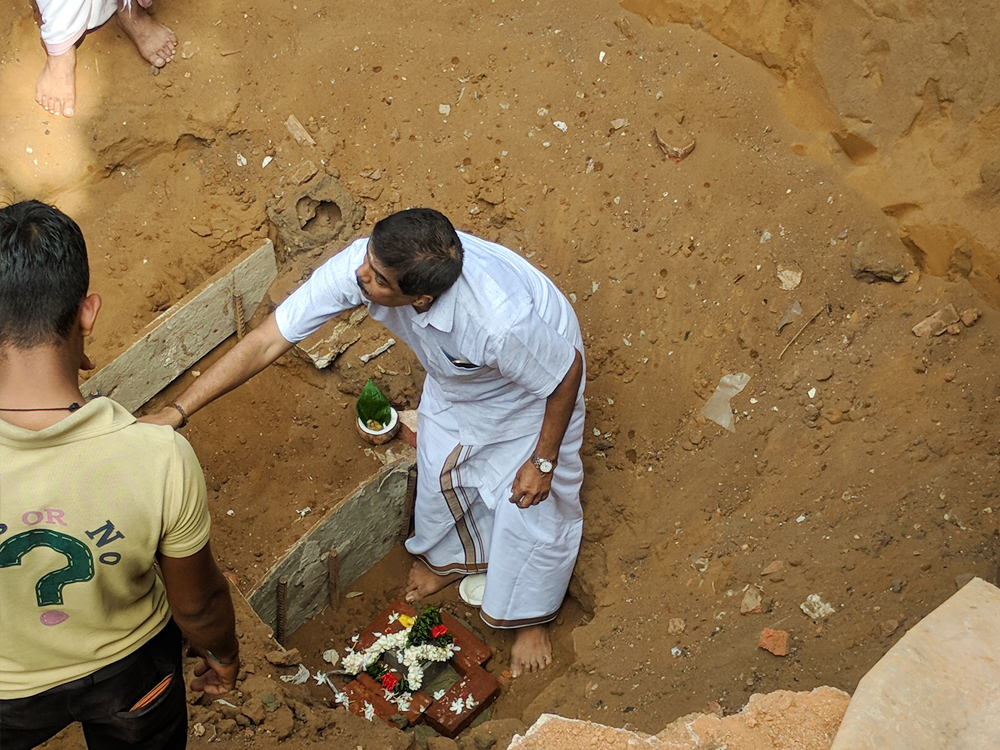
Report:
622,0,1000,307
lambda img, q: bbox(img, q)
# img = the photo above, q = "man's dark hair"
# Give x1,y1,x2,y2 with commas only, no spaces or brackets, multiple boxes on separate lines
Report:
370,208,463,297
0,200,89,348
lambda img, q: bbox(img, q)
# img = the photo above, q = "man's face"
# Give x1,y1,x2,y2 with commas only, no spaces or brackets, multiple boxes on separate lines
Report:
354,243,418,307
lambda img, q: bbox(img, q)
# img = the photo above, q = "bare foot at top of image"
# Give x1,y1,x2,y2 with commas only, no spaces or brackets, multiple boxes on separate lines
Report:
36,47,76,117
404,560,462,603
510,624,552,677
116,1,176,68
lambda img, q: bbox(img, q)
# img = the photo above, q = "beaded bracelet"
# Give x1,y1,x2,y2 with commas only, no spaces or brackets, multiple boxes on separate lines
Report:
167,402,189,428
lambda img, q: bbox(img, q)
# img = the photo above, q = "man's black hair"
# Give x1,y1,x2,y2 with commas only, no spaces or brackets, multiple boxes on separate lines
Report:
0,200,89,349
370,208,463,297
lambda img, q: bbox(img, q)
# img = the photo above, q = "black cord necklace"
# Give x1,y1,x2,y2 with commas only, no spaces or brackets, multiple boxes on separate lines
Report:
0,403,82,412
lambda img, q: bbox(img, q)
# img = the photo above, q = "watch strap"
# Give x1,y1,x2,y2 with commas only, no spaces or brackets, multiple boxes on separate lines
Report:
531,454,557,473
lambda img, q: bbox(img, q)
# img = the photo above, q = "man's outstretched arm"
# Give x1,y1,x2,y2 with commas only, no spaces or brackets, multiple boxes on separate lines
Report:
140,313,294,428
509,348,583,508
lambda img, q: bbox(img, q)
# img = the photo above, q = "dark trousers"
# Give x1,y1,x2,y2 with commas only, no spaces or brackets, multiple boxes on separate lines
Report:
0,620,186,750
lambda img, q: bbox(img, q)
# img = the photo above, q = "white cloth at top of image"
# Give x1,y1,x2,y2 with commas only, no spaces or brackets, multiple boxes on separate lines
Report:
405,389,584,628
37,0,117,55
275,232,582,446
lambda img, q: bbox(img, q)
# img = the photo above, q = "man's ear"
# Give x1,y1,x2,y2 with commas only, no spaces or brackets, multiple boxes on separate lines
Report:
78,293,102,338
412,294,435,313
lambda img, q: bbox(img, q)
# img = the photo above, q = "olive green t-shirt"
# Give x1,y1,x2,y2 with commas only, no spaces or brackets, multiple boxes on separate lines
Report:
0,397,210,699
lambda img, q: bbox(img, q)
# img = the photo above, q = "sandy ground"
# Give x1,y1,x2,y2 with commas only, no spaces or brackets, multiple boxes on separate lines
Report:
1,0,998,746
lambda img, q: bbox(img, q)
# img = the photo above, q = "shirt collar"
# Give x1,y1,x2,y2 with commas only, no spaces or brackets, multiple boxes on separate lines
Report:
412,281,457,333
0,397,134,448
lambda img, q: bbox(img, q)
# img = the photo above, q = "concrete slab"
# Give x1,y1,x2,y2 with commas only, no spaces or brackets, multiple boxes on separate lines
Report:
830,577,1000,750
248,458,414,636
508,687,849,750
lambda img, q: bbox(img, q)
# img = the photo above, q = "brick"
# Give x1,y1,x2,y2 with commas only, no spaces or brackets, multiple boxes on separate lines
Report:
758,628,790,656
344,599,499,736
344,678,397,726
424,664,500,737
440,610,491,669
356,672,431,727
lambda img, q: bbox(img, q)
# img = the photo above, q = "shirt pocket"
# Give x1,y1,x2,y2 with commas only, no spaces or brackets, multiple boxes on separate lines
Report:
441,348,482,370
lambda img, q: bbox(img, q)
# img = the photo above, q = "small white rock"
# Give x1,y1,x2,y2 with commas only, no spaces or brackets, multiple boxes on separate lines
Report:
553,120,568,132
439,104,451,116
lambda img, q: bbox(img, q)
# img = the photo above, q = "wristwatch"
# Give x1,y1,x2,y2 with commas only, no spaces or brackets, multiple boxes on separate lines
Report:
531,454,557,474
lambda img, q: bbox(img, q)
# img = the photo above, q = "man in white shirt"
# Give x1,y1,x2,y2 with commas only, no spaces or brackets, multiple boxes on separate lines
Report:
145,208,585,676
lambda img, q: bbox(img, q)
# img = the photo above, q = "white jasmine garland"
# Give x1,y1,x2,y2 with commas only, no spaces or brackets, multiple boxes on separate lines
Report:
341,607,458,694
399,642,457,690
341,630,410,674
342,630,456,692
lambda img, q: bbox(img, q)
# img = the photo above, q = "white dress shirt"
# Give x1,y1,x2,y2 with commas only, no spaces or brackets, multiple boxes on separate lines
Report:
275,232,582,445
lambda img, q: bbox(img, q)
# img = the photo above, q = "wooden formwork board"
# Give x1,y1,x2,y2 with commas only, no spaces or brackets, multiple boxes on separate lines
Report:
248,456,415,637
82,241,276,411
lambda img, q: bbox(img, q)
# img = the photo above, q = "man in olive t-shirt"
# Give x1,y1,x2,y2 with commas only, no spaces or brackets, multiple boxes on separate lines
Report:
0,200,239,749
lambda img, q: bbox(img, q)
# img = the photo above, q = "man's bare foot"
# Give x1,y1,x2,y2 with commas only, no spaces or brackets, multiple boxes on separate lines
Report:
405,560,462,603
116,2,176,68
510,624,552,677
36,49,77,117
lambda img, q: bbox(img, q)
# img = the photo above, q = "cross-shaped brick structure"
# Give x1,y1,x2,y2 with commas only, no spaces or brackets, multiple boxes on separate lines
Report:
341,599,500,737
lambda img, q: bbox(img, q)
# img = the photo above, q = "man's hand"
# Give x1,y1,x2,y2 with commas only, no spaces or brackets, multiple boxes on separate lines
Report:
138,406,185,429
159,544,240,699
190,652,239,695
507,349,582,510
509,460,552,509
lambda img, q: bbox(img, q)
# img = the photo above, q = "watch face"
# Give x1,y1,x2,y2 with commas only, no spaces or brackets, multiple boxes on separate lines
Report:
539,459,553,473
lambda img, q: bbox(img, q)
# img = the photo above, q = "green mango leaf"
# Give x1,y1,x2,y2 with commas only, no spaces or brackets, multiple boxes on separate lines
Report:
356,378,392,427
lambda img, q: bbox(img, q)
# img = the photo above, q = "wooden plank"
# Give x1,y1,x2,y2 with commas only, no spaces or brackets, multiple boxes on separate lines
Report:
82,240,276,412
247,459,413,636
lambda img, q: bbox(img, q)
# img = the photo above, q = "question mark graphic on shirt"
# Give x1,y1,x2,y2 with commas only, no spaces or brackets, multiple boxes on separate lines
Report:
0,529,95,626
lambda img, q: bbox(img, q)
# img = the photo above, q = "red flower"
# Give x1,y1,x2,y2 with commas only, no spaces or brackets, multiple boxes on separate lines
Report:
381,673,399,691
431,624,449,639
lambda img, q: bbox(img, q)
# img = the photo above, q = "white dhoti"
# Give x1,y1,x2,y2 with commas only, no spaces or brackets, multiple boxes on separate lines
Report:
36,0,149,55
405,394,585,629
